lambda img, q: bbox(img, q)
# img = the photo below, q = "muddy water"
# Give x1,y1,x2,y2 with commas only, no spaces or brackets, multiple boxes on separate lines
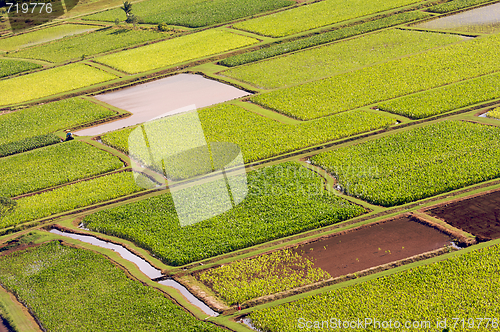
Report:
0,317,9,332
293,216,455,277
50,229,219,316
416,3,500,33
75,74,250,137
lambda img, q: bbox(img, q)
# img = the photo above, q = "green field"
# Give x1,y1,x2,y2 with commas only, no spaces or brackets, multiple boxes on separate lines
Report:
488,107,500,119
94,29,258,74
83,163,366,266
0,24,100,51
0,134,60,157
0,172,152,229
232,0,422,37
220,11,431,67
0,64,117,106
0,141,123,198
428,0,495,13
250,243,500,332
0,98,115,145
5,27,170,63
198,249,330,304
0,59,41,78
250,33,500,120
83,0,293,27
0,241,225,331
222,29,464,89
378,73,500,119
311,121,500,207
101,104,396,164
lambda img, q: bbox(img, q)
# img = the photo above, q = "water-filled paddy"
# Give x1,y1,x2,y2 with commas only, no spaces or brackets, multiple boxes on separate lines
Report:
416,2,500,33
76,74,250,136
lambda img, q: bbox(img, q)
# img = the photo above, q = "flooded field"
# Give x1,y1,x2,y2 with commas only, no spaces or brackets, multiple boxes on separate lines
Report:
416,2,500,33
76,74,250,136
427,190,500,241
292,215,454,277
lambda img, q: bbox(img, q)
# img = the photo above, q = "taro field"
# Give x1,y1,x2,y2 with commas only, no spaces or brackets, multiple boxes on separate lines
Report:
1,0,500,331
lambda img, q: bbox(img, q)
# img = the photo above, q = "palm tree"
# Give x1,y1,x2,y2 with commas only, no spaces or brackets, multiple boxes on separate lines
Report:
120,1,133,20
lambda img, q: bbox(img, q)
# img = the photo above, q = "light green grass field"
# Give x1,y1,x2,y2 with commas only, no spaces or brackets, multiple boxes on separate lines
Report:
0,63,117,106
94,29,258,74
0,24,100,51
222,29,465,89
6,27,170,63
233,0,423,37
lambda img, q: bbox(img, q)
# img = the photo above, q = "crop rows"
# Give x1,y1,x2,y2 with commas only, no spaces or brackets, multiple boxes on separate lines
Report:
0,24,99,51
0,172,152,229
6,27,170,63
220,11,430,67
83,162,366,266
0,134,60,157
488,107,500,119
0,241,225,331
250,243,500,332
198,249,330,304
250,33,500,120
378,72,500,119
0,98,115,145
0,141,123,198
0,63,117,106
84,0,293,27
311,121,500,207
101,104,396,164
428,0,495,13
0,59,41,78
232,0,422,37
94,29,258,74
222,29,462,89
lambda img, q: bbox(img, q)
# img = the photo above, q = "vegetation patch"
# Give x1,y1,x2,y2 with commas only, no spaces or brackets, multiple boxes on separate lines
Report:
250,243,500,332
311,121,500,207
0,59,41,78
5,27,171,63
220,11,431,67
101,104,396,164
0,141,123,198
428,0,496,13
222,29,463,89
0,134,60,157
0,24,100,51
0,241,225,331
250,33,500,120
378,73,500,119
83,162,366,266
487,107,500,119
94,29,258,74
0,172,153,229
0,98,115,146
83,0,294,27
0,64,117,106
232,0,422,37
198,249,330,305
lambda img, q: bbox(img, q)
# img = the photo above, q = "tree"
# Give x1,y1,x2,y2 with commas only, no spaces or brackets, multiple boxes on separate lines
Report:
120,1,133,21
0,197,16,218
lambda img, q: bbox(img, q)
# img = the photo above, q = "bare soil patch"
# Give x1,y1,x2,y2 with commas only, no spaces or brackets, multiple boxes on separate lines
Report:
427,189,500,241
292,215,454,277
0,317,9,332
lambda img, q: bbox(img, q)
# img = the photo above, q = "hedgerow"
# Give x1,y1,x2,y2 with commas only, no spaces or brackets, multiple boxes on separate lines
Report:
250,33,500,120
311,121,500,207
219,11,430,67
378,73,500,119
250,243,500,332
0,241,225,331
83,162,366,266
0,134,60,157
0,141,123,198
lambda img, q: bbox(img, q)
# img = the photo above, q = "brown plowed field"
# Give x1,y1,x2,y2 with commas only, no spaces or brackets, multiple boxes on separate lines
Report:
427,190,500,241
292,216,454,277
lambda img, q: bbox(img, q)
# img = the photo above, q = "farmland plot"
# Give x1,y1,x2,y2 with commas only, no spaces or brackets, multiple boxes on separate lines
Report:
311,121,500,207
0,59,41,78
